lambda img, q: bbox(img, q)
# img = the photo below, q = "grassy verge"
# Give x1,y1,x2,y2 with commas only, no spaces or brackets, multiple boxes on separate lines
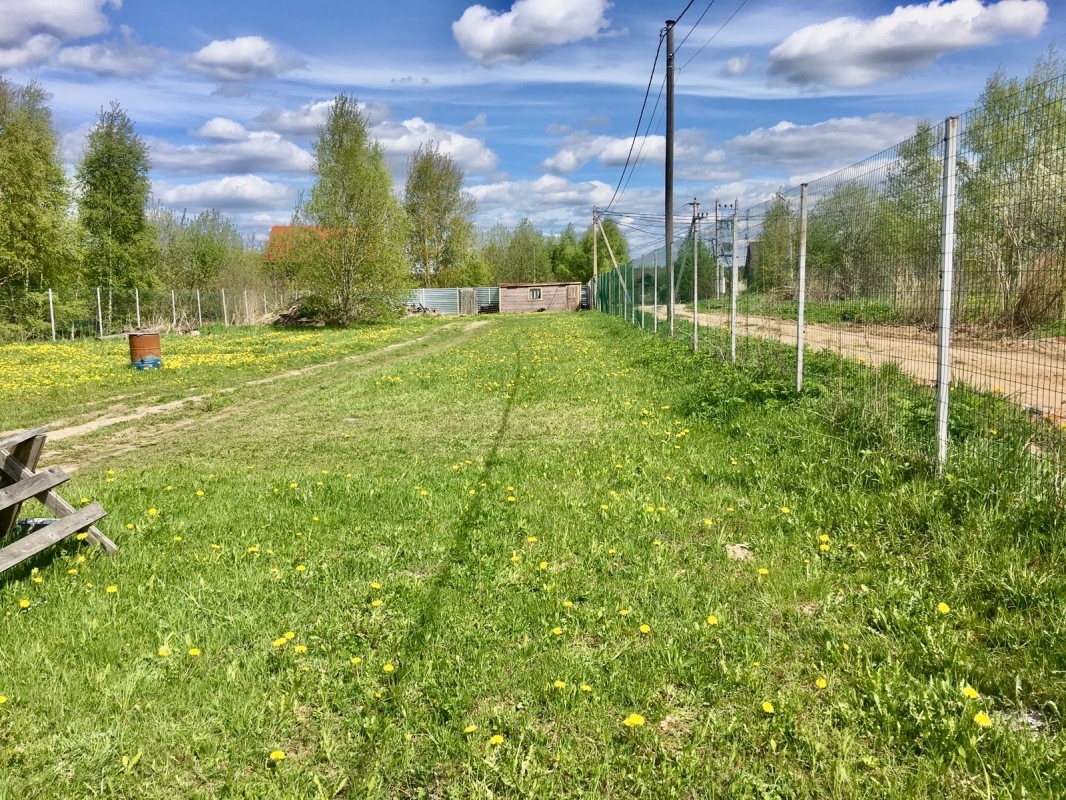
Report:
0,312,1061,798
0,318,443,432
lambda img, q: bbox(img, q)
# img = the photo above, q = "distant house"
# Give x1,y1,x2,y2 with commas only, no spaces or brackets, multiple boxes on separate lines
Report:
499,282,582,313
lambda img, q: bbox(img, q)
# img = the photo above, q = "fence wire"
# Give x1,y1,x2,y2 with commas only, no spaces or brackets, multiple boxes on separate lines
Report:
598,72,1066,484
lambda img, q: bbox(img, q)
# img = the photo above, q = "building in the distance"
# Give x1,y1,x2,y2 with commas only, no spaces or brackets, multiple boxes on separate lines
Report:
499,282,583,313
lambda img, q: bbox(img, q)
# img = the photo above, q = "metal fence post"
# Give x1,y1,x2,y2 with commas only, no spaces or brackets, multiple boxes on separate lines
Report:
692,215,699,353
222,289,228,326
48,289,56,342
171,290,177,328
96,287,103,337
731,203,740,364
653,252,658,334
196,289,203,329
936,117,959,472
796,184,809,388
135,288,141,328
641,255,646,329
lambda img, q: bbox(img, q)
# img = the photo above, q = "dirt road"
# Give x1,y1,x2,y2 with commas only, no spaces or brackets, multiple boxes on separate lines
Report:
651,305,1066,418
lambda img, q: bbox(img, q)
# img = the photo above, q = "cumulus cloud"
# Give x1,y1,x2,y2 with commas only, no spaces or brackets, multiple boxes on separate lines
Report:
149,126,314,176
0,0,119,67
57,25,166,77
467,174,615,226
726,114,920,172
543,130,731,181
723,55,750,77
154,175,292,211
250,99,392,138
453,0,613,65
373,116,499,178
769,0,1048,87
184,36,304,82
463,113,488,131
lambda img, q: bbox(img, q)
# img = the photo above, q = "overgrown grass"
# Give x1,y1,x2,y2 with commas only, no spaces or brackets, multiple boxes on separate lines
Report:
0,313,1062,798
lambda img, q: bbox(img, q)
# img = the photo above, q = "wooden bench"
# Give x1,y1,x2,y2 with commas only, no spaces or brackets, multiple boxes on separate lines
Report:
0,427,117,575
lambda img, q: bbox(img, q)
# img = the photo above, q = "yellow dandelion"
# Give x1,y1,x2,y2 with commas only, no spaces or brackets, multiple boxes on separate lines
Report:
0,695,6,704
294,645,307,654
580,684,592,692
820,544,830,552
780,506,790,515
563,600,574,608
600,504,609,510
173,536,182,542
707,615,719,625
188,648,201,657
623,713,645,727
350,656,362,666
464,724,477,734
653,539,662,547
76,532,88,541
937,602,951,615
509,554,520,562
815,678,827,690
106,585,117,594
18,599,30,609
489,734,505,745
210,543,221,550
962,686,979,699
126,523,135,530
758,568,769,576
269,750,285,762
284,631,295,640
761,701,775,714
371,599,383,607
196,490,204,497
420,490,429,496
383,663,395,673
553,680,566,689
818,534,830,543
526,536,537,543
289,483,298,489
371,581,381,589
539,561,548,570
148,508,158,517
973,712,992,727
158,646,170,658
296,565,307,572
248,546,260,553
639,624,651,634
552,627,563,636
67,568,77,576
272,638,287,648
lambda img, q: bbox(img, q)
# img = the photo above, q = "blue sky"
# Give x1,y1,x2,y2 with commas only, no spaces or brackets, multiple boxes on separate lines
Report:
1,0,1061,251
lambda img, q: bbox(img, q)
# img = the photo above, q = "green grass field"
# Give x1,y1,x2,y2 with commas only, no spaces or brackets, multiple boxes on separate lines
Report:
0,314,1062,798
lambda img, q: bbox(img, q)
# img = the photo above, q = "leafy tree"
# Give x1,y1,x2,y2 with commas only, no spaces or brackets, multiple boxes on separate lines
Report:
404,142,476,288
749,193,795,293
294,94,410,324
673,232,716,304
957,46,1066,329
579,217,629,281
806,182,879,301
0,76,79,288
150,205,247,288
76,101,155,287
549,224,584,281
497,219,552,283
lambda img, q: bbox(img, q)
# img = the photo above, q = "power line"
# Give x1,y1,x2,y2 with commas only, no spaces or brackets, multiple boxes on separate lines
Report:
681,0,751,71
616,76,666,206
604,31,665,213
677,0,718,51
674,0,700,24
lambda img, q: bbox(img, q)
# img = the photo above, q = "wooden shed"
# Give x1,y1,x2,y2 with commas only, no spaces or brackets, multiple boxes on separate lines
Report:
499,282,582,314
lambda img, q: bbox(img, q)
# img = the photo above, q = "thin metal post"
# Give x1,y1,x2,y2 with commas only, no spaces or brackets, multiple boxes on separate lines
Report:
592,208,599,309
171,289,177,327
263,292,268,316
653,251,658,333
222,289,228,326
692,202,700,352
665,19,676,337
641,255,646,329
732,202,740,364
196,289,202,329
96,287,103,337
48,288,56,342
135,287,141,328
796,185,809,388
244,289,249,324
936,117,959,472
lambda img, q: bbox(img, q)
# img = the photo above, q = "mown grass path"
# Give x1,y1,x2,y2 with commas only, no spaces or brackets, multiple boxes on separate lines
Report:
0,313,1062,798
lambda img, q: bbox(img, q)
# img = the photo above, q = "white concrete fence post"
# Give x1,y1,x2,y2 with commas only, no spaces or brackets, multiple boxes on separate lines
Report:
796,184,809,389
936,116,960,472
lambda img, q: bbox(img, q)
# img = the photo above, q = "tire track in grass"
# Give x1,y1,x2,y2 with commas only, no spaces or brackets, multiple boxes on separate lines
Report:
354,344,523,777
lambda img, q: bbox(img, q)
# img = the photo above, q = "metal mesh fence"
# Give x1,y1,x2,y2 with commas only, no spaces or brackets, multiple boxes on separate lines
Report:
0,286,301,340
597,72,1066,483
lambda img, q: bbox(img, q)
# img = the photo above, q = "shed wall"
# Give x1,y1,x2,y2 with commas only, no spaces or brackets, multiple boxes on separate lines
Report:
499,284,579,314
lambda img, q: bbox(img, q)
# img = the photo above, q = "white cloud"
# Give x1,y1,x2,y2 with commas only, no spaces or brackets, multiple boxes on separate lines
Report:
467,174,616,227
463,113,488,131
184,36,303,82
542,130,731,181
726,114,920,171
453,0,613,65
373,116,499,178
193,117,250,141
154,175,292,211
0,33,60,68
250,99,393,138
769,0,1048,87
149,129,314,176
57,25,166,77
723,55,750,77
0,0,118,48
0,0,121,67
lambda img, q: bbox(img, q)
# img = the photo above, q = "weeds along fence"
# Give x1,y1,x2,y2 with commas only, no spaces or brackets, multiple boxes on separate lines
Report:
597,74,1066,484
0,286,306,340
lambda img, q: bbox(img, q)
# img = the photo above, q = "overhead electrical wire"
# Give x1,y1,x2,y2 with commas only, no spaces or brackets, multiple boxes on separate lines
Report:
604,31,665,213
674,0,700,24
681,0,752,70
677,0,718,51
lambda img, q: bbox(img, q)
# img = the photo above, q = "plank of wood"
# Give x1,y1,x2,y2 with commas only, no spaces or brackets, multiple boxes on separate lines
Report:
0,503,106,574
0,466,69,514
0,451,117,554
0,426,49,455
0,434,45,538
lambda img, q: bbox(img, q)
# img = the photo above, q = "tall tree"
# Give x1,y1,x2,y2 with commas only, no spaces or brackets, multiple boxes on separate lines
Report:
295,93,410,324
579,218,629,281
0,77,78,288
498,219,552,283
750,193,795,293
549,224,583,281
404,142,476,288
77,101,154,287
